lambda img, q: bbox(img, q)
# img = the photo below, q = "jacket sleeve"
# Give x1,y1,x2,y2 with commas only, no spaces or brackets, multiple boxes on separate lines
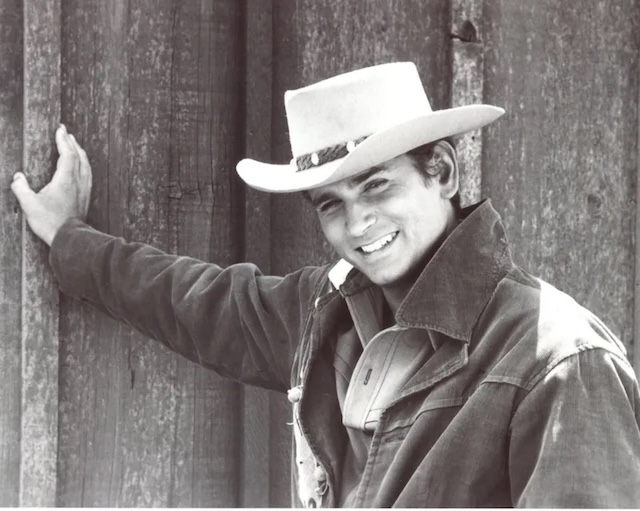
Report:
49,218,328,392
508,347,640,507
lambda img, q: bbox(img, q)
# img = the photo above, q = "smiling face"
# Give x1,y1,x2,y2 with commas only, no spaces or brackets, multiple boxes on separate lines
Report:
308,144,459,307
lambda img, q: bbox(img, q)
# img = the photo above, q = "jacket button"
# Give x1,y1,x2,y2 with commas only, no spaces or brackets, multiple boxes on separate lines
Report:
287,386,302,403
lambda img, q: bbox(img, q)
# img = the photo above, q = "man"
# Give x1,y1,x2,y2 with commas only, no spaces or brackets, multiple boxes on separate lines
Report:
11,62,640,507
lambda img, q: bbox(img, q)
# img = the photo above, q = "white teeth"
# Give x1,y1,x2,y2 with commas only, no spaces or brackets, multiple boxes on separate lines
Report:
360,233,397,254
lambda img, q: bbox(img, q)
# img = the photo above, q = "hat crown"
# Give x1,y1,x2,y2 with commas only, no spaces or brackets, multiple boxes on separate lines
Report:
285,62,432,157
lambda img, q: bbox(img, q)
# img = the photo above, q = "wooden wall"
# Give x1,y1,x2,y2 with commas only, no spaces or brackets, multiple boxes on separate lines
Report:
0,0,637,506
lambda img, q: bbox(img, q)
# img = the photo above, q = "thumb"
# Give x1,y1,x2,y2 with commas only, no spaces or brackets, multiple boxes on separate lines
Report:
11,172,37,211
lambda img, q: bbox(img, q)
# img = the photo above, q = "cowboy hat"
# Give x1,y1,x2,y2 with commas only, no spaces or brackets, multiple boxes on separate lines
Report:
236,62,504,193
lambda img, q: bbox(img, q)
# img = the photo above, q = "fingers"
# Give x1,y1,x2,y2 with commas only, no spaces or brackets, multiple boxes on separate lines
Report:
68,133,91,180
68,133,92,215
51,126,78,187
58,125,90,175
10,172,36,212
55,124,75,155
52,124,91,191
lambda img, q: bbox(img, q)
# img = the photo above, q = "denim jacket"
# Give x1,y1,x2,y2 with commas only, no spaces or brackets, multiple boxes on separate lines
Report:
50,200,640,507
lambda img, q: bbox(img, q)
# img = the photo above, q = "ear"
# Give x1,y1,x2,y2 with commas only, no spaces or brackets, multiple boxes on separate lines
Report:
432,140,459,200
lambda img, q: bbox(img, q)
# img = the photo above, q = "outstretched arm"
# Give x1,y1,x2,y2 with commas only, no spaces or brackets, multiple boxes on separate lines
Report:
11,124,91,246
11,123,326,391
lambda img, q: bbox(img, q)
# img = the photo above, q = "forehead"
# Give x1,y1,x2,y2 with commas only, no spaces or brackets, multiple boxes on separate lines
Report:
308,153,417,200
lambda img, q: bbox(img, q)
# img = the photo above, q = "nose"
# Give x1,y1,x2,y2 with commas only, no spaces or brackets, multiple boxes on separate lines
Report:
345,201,376,237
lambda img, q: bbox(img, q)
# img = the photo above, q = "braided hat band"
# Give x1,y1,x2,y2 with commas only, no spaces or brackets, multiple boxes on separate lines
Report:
293,136,369,172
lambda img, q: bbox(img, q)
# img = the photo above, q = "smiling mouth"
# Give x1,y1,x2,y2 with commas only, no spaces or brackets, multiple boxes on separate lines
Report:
358,232,399,255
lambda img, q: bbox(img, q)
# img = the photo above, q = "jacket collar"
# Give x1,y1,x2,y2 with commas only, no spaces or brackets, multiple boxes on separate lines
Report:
330,200,514,343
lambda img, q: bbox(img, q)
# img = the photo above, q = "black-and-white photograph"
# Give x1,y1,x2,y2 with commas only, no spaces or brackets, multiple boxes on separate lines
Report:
1,0,639,507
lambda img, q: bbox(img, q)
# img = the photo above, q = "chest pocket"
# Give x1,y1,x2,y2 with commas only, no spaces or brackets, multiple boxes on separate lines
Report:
342,327,435,432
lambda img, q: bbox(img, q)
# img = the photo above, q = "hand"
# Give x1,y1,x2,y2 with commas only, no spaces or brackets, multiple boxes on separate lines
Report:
11,124,92,246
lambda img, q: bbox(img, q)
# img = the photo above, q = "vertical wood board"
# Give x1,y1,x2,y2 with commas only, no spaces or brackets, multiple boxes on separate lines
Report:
242,0,275,507
0,0,24,505
21,0,61,506
451,0,484,206
636,59,640,378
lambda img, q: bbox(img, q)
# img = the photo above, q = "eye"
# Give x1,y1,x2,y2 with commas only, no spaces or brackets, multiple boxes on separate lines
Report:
316,199,341,214
364,178,388,192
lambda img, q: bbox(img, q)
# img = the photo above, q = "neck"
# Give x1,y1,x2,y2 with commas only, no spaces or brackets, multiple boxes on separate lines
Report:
381,287,406,320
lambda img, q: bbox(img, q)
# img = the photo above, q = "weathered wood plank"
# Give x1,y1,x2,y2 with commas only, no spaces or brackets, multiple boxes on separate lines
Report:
58,0,244,505
451,0,484,206
57,3,135,502
0,0,24,505
242,0,274,507
635,61,640,379
483,1,637,358
21,0,61,506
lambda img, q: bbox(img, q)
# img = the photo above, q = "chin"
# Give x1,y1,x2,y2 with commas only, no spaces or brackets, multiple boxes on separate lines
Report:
364,268,406,287
368,259,426,288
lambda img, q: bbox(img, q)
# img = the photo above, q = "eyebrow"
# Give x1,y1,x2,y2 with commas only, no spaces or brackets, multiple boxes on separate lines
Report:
310,167,388,207
350,166,387,186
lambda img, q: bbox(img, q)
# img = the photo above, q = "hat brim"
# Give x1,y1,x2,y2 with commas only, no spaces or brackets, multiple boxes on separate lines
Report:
236,104,505,193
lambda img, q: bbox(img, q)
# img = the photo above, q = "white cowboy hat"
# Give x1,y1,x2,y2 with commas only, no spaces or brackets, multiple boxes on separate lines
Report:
236,62,504,193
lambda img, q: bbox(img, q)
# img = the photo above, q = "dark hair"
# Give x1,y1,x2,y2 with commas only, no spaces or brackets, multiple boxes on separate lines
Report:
406,137,461,212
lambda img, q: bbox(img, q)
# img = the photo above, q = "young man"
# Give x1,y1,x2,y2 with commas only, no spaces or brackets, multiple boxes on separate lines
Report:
11,62,640,507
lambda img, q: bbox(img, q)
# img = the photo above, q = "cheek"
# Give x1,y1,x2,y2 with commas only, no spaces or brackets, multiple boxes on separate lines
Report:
318,217,344,251
405,200,448,239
